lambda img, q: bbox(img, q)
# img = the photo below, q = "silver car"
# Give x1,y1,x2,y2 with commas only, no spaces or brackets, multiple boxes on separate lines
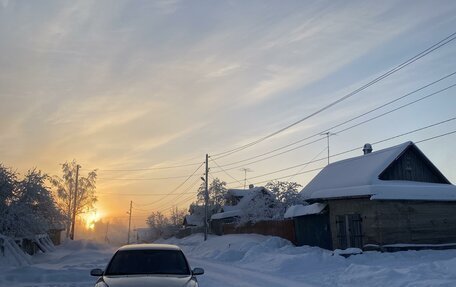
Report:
90,243,204,287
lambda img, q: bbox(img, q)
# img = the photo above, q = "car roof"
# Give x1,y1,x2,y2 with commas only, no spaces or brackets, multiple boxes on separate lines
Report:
117,243,182,251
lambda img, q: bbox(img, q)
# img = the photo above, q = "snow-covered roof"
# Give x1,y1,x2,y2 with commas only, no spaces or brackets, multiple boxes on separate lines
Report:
183,214,204,226
284,203,327,218
225,187,272,210
301,141,456,201
211,187,273,220
211,210,241,220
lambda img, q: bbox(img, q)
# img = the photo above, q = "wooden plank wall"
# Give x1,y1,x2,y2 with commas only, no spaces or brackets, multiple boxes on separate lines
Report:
222,219,297,245
328,198,456,249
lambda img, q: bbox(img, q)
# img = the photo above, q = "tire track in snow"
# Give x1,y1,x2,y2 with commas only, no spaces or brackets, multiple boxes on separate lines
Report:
189,257,315,287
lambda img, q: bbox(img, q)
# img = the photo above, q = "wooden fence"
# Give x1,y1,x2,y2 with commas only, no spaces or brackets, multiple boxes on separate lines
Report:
222,219,297,245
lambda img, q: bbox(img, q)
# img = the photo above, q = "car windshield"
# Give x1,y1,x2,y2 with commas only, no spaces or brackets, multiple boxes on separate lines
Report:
104,249,190,276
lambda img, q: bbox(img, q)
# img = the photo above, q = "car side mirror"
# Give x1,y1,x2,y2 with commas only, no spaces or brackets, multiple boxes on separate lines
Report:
192,267,204,276
90,268,104,276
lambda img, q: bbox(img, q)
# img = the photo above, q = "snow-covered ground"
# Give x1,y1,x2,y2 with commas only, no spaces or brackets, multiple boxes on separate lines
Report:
2,234,456,286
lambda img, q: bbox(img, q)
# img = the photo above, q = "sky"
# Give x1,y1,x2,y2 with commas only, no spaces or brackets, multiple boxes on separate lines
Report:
1,0,456,229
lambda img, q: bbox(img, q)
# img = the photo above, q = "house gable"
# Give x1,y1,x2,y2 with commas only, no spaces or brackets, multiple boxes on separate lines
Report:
379,145,450,184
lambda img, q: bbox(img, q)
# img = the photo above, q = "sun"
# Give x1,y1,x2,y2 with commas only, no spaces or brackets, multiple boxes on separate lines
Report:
83,211,102,230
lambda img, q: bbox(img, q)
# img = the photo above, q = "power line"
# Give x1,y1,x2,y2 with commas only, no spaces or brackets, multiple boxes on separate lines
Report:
416,130,456,143
97,174,200,181
212,81,456,173
210,72,456,170
158,191,199,214
229,129,456,189
287,146,328,182
133,175,202,208
97,192,196,196
211,32,456,159
134,161,204,207
229,167,325,189
334,83,456,134
209,157,243,186
88,161,202,172
225,118,456,186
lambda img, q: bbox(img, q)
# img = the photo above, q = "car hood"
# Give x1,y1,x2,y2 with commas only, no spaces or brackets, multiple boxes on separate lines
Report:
103,274,196,287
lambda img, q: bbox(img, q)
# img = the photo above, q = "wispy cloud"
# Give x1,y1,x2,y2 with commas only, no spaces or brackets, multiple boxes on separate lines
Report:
1,0,456,219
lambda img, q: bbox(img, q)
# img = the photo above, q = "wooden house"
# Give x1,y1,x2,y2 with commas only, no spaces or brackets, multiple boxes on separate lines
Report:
210,186,276,234
297,141,456,250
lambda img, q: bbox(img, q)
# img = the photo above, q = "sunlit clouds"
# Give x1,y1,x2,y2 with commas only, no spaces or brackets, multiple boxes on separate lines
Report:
1,1,456,227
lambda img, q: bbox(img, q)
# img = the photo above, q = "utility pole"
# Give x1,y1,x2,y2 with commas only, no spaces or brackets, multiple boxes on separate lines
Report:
320,132,336,165
70,164,80,240
240,168,252,189
127,200,132,244
204,154,209,241
104,222,110,243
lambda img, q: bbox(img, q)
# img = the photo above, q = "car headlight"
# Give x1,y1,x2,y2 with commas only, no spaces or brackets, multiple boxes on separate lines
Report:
95,281,109,287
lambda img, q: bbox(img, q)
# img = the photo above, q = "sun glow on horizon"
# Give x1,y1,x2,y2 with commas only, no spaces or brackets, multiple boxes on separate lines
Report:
83,210,102,230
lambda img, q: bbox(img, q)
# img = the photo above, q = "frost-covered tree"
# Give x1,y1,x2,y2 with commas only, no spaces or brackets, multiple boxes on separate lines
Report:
51,160,97,238
146,211,169,237
0,166,64,237
238,188,279,225
265,181,303,217
196,178,228,212
16,169,64,235
0,165,18,235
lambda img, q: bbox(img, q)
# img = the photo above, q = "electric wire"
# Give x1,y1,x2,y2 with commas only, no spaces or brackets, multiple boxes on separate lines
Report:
287,146,328,182
209,157,243,186
212,74,456,170
137,162,204,207
212,82,456,173
133,175,202,208
225,118,456,186
97,174,201,181
211,32,456,159
81,161,202,172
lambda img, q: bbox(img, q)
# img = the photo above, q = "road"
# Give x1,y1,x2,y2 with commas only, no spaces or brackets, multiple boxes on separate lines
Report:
188,257,314,287
0,241,312,287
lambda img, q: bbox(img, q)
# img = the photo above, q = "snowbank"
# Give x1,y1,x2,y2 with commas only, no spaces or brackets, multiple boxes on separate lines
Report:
0,234,32,267
2,234,456,286
0,239,115,287
163,234,456,286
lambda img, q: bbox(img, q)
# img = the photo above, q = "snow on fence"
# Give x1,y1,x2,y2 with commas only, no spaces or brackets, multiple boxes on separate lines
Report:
34,234,56,253
222,219,297,244
0,234,32,267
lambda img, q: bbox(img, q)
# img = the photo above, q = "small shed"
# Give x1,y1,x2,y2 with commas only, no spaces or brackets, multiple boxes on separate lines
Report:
285,203,332,249
300,141,456,250
183,214,204,228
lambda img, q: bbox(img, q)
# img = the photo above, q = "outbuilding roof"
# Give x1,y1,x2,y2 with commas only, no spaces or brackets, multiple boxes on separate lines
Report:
301,141,456,201
284,203,327,218
183,214,204,227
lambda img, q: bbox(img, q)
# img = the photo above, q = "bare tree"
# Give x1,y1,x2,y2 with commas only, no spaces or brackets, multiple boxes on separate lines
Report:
170,207,186,226
146,211,169,237
51,160,97,238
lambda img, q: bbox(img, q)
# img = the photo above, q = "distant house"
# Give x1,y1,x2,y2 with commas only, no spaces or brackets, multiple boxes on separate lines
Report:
210,186,276,234
134,228,158,243
293,141,456,250
183,214,204,228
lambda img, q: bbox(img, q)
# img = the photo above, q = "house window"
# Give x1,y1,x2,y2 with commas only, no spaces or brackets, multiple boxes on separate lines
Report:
336,214,363,249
